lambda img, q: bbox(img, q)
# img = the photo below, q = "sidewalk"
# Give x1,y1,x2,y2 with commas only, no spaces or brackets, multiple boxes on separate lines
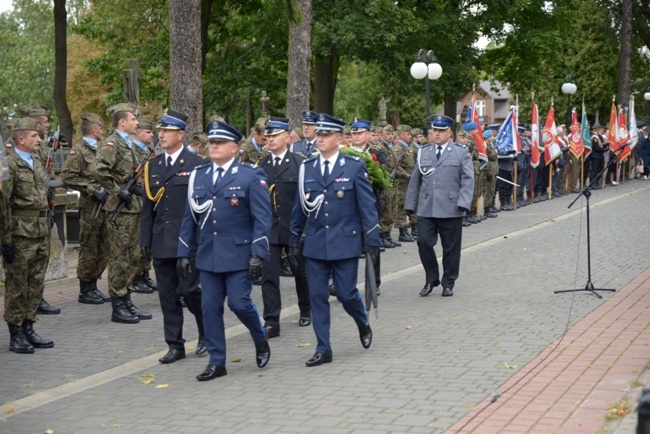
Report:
0,180,649,433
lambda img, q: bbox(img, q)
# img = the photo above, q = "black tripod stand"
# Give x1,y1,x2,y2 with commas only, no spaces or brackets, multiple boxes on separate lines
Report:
555,150,620,298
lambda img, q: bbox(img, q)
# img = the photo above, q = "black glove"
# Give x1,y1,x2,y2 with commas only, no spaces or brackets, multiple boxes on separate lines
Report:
457,206,470,214
248,254,264,281
405,209,414,216
288,244,301,272
508,150,517,155
364,245,380,265
140,246,152,262
92,188,109,204
485,174,493,182
47,188,55,203
131,184,144,197
176,257,192,279
117,189,132,210
2,244,16,265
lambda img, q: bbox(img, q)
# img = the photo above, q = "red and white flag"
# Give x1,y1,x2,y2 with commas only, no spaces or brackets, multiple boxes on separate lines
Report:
568,109,584,158
542,105,561,165
469,97,488,167
616,107,631,160
530,102,541,168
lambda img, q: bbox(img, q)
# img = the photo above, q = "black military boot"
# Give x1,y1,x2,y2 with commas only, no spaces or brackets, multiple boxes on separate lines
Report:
484,206,498,218
90,279,112,302
8,323,34,354
22,320,54,348
142,271,158,290
387,232,401,247
129,274,153,294
467,213,478,224
111,297,140,324
410,223,418,239
381,232,395,248
37,299,60,315
489,204,501,213
398,227,414,242
123,293,152,320
78,280,104,305
462,216,471,227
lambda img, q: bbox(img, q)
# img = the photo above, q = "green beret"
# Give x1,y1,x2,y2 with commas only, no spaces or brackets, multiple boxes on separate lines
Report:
11,117,41,132
456,130,468,138
107,103,137,117
208,114,225,123
412,128,423,135
191,132,208,144
80,113,104,127
137,118,155,130
19,104,50,117
383,125,394,133
396,124,412,133
343,125,351,135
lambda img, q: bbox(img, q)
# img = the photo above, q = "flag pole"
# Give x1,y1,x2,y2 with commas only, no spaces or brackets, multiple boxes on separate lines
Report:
530,91,536,202
513,94,519,209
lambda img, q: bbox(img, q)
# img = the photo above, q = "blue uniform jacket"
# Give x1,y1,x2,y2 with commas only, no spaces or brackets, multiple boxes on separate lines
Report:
289,153,381,261
178,160,272,273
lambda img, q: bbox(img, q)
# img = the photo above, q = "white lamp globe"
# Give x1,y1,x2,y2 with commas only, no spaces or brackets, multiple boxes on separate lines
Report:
428,63,443,80
410,62,427,80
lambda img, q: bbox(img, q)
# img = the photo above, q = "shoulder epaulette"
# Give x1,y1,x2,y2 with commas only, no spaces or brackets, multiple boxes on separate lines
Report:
455,142,467,149
304,155,318,163
240,162,256,169
194,163,211,171
342,154,361,162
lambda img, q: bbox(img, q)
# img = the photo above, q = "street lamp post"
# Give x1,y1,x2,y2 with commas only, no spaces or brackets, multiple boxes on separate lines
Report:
561,75,578,128
644,88,650,125
410,49,442,125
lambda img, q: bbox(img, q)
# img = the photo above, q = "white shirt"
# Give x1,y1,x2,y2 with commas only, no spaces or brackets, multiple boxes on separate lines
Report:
212,158,235,184
319,151,339,176
270,149,288,166
165,146,184,167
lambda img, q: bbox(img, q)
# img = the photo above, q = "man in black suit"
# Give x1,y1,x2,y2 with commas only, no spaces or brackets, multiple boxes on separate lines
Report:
259,117,311,338
140,110,206,364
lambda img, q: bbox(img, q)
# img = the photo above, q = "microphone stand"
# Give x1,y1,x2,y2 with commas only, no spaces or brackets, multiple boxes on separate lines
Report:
554,145,627,298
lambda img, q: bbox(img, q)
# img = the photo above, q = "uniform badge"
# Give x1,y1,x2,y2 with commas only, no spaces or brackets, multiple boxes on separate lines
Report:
69,150,76,155
260,180,267,187
337,190,344,199
231,197,239,207
106,142,114,147
180,159,184,164
305,192,310,200
158,160,162,165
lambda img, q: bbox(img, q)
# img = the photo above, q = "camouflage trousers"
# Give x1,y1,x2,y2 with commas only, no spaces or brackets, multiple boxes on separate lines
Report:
484,168,497,207
389,188,408,229
471,165,482,212
3,235,49,325
77,206,110,281
129,214,152,282
379,190,394,232
107,213,140,297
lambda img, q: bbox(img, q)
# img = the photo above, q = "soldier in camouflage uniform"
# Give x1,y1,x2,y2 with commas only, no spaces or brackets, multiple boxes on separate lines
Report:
189,132,208,159
407,128,426,239
61,113,112,305
1,118,54,353
392,125,416,242
128,119,157,294
90,103,152,324
238,120,267,165
483,130,499,215
378,125,399,248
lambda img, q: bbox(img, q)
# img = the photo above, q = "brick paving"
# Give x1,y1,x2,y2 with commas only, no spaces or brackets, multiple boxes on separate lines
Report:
0,179,648,433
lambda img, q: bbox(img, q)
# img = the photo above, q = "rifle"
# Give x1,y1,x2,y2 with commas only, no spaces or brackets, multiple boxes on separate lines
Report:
108,147,155,229
44,127,65,210
389,147,405,180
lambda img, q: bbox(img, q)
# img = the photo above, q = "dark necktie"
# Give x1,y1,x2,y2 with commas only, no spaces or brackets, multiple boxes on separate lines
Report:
436,146,443,160
274,156,281,167
215,167,224,186
323,160,330,182
166,156,172,172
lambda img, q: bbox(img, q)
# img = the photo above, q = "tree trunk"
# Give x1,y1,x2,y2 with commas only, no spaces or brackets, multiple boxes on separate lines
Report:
617,0,633,106
170,0,203,143
313,47,339,115
286,0,312,124
444,92,457,125
200,0,213,74
53,0,73,141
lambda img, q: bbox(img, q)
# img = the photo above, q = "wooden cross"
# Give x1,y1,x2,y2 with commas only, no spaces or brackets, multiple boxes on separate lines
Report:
123,58,144,109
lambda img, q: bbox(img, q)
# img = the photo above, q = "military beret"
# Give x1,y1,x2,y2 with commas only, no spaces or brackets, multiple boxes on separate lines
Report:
456,130,468,138
350,118,372,132
290,122,304,138
411,128,423,135
206,119,243,143
107,103,138,117
343,125,351,135
19,104,50,117
396,124,412,133
264,116,290,136
431,115,454,130
80,113,104,127
191,132,208,144
315,113,345,134
463,121,478,131
383,125,394,133
11,117,41,132
208,114,225,123
483,129,493,138
157,109,187,131
137,118,155,130
255,116,268,130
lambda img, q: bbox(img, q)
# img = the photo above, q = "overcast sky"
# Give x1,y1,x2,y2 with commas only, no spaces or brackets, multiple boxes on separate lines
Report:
0,0,12,13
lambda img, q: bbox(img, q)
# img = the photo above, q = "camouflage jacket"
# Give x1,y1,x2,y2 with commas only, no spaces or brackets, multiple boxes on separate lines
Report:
2,151,49,243
61,139,104,210
392,140,415,190
238,139,265,165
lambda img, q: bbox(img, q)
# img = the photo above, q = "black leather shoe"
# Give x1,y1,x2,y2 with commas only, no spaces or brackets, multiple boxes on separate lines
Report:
359,323,372,349
442,287,453,297
419,280,440,297
22,320,54,348
298,312,312,327
129,276,154,294
264,325,280,339
37,299,60,315
159,348,186,364
196,337,207,356
196,365,227,381
279,258,293,277
305,352,333,367
328,283,336,296
255,339,271,368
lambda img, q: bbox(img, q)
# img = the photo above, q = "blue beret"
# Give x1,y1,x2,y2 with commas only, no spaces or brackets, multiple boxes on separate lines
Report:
264,116,290,136
157,109,188,131
350,118,372,132
483,129,493,139
463,121,478,131
206,120,243,143
302,110,318,125
430,114,454,130
315,113,345,134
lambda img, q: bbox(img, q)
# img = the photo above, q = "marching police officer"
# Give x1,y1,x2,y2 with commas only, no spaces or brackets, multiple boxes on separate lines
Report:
178,119,272,381
290,111,318,158
289,113,380,367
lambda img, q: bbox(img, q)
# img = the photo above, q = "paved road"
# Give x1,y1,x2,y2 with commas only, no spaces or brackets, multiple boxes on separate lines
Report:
1,180,649,433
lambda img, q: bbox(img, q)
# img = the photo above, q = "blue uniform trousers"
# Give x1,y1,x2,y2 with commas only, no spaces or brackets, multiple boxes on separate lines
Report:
305,257,367,355
199,269,265,367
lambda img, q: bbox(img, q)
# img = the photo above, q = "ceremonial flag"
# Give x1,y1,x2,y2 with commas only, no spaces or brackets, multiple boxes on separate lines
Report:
608,101,620,151
581,103,592,158
468,97,488,167
542,105,561,164
530,102,541,168
629,96,639,150
569,108,584,158
617,106,632,161
495,106,521,154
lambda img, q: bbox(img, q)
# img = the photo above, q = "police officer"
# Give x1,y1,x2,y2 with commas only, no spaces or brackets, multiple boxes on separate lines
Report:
405,115,474,298
140,110,206,364
91,103,152,324
289,113,380,367
61,113,112,304
2,118,54,353
178,119,271,381
258,117,311,338
291,111,318,158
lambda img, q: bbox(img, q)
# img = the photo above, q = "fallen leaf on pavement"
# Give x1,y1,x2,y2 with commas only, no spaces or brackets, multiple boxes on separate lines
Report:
232,358,243,363
504,363,518,369
405,326,412,330
297,343,311,347
4,407,16,414
155,384,169,389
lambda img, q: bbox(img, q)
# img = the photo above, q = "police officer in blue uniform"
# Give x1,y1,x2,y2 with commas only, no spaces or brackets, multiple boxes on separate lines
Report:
405,115,474,298
177,119,272,381
289,113,381,367
140,110,206,364
290,111,318,157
